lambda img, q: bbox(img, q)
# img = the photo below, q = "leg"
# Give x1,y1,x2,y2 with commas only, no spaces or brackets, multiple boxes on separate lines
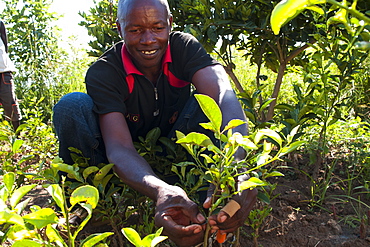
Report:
52,92,108,166
0,72,22,130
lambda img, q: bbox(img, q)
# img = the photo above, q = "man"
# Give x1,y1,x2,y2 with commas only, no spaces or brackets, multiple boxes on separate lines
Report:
0,20,21,131
53,0,257,245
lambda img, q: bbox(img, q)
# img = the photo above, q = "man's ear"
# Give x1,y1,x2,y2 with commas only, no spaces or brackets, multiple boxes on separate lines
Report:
169,15,173,32
116,20,123,39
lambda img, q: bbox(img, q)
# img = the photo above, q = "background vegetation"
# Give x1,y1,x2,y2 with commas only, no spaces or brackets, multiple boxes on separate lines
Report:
0,0,369,246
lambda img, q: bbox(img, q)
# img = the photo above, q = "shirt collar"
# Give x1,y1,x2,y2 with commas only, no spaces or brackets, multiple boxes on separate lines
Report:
121,44,172,76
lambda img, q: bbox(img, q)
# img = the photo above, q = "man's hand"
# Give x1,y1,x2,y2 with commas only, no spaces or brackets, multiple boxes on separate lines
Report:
154,185,206,247
203,176,258,234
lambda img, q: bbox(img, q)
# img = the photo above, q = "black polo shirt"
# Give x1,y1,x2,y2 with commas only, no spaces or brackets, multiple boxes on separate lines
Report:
86,31,219,141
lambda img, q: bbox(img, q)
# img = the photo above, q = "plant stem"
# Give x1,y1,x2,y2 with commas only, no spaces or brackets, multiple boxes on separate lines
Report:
61,180,74,247
203,223,211,247
326,0,370,24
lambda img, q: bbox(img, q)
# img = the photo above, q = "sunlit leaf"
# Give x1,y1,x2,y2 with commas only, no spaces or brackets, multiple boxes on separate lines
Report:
10,184,37,209
12,139,24,153
4,172,15,192
51,163,83,182
23,208,58,229
256,152,271,166
271,0,325,35
255,129,282,147
223,119,246,133
44,184,64,215
150,236,168,247
279,141,306,156
264,171,285,178
80,232,114,247
70,185,99,209
12,239,42,247
195,94,222,133
0,211,25,226
46,224,66,246
122,227,142,247
239,177,268,190
176,132,213,147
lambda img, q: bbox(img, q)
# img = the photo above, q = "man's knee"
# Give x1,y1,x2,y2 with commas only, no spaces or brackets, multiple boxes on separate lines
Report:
53,92,93,113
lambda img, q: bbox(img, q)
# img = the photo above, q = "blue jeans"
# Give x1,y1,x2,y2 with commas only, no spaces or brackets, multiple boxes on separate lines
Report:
52,92,212,167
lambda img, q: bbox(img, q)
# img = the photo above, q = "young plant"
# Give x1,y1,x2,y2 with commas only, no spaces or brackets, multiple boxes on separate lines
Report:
175,94,305,246
121,227,168,247
0,172,113,247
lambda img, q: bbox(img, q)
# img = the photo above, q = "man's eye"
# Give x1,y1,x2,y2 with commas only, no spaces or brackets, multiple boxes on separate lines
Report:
129,29,139,33
154,27,165,31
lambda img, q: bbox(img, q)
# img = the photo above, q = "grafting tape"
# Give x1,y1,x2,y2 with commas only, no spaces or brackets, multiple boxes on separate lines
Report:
221,199,241,217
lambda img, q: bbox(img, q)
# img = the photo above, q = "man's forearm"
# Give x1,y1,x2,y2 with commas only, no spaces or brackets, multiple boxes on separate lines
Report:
109,147,168,201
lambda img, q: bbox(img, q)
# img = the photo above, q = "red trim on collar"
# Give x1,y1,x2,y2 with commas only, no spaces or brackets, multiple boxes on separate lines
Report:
121,44,189,93
121,45,143,75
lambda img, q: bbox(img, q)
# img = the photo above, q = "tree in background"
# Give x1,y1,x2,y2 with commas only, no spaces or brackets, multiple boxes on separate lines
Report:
79,0,120,58
168,0,322,122
1,0,90,121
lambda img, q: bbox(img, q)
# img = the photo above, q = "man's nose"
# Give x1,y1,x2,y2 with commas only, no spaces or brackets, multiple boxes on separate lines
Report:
140,30,155,44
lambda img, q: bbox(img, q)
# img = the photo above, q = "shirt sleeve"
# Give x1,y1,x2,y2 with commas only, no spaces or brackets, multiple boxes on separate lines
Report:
169,32,220,82
85,43,129,115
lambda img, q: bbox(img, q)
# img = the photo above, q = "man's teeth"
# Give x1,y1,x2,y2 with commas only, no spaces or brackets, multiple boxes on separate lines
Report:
142,50,156,55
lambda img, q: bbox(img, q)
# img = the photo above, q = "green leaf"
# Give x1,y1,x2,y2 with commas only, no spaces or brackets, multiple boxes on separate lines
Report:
270,0,325,35
94,163,114,181
122,227,142,247
44,184,65,215
14,198,32,215
51,163,83,182
230,133,258,150
239,177,268,191
257,191,270,204
70,185,99,209
279,141,306,156
80,232,114,247
259,98,275,112
223,119,246,133
195,94,222,133
0,211,25,226
46,224,66,246
150,236,168,247
176,132,213,147
10,184,37,209
354,41,370,50
264,171,284,178
256,152,271,166
83,166,99,180
12,139,24,153
0,188,9,210
12,239,42,247
255,129,282,147
4,172,15,192
73,203,94,239
23,208,58,229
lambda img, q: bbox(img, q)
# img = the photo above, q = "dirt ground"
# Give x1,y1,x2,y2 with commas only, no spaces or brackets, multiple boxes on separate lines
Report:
240,174,370,247
25,165,370,247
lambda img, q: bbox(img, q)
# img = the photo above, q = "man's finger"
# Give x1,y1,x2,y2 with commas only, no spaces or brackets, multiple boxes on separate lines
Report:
162,215,203,234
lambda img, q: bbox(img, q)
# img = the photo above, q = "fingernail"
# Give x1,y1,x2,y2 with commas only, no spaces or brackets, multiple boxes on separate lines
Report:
203,197,210,206
197,213,206,222
220,215,227,222
194,226,201,234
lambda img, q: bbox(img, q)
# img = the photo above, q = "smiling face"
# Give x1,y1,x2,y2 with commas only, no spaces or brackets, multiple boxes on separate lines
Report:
117,0,172,78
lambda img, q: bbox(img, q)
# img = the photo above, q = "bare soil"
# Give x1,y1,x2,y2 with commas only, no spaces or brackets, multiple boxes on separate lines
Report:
25,165,370,247
240,175,370,247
